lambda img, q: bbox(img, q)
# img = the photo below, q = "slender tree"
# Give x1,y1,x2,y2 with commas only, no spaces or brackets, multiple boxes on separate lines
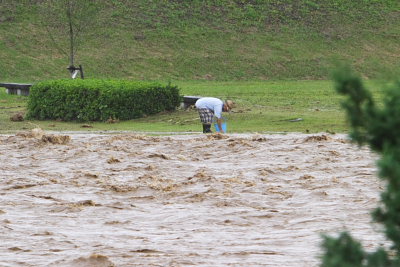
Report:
321,66,400,266
38,0,100,76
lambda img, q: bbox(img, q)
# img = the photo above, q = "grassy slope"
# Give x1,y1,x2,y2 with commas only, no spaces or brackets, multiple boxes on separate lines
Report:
0,0,399,82
0,1,397,134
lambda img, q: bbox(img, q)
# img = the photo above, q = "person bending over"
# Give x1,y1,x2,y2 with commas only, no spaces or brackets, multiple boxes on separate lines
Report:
195,97,234,133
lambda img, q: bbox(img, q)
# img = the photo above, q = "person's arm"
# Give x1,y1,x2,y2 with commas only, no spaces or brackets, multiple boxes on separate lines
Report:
214,103,224,133
216,117,224,133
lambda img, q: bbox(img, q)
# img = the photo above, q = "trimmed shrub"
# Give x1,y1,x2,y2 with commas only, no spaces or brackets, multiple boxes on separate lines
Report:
26,79,181,121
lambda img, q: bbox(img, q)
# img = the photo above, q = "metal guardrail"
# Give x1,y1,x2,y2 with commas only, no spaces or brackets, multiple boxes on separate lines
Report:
182,96,202,109
0,83,32,96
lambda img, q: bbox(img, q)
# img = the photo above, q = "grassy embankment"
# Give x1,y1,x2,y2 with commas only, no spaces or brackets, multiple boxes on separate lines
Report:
0,1,398,133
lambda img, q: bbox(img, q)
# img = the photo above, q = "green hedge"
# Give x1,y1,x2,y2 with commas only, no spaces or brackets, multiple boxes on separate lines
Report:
26,79,181,121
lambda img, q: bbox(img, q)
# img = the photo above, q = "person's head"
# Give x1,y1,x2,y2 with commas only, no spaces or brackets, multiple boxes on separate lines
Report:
223,100,235,112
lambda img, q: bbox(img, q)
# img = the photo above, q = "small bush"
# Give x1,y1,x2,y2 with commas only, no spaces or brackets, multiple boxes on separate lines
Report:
26,79,181,121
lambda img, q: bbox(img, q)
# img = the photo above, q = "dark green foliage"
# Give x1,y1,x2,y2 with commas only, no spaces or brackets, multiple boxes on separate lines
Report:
321,232,365,267
26,79,181,121
321,67,400,266
333,67,400,152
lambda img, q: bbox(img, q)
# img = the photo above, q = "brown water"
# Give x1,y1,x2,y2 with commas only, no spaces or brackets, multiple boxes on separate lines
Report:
0,130,387,266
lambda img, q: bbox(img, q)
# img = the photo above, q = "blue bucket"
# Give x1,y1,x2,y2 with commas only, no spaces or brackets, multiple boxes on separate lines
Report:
214,122,227,133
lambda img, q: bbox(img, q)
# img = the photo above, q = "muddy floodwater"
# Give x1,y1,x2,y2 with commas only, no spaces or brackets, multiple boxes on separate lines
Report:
0,130,388,266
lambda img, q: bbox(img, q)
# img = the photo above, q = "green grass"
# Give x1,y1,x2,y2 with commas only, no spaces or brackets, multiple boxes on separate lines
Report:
0,80,385,134
0,1,396,133
0,1,399,82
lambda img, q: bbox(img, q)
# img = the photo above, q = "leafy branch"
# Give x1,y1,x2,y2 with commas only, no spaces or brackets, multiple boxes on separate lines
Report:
321,66,400,266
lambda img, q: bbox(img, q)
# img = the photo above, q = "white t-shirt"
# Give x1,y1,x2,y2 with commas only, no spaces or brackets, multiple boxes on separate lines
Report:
195,97,223,118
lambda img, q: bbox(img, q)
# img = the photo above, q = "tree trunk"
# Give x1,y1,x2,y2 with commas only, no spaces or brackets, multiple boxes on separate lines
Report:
67,0,74,67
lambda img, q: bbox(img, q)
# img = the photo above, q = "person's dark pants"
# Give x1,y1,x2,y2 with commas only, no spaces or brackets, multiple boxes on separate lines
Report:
197,108,214,134
202,124,212,133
